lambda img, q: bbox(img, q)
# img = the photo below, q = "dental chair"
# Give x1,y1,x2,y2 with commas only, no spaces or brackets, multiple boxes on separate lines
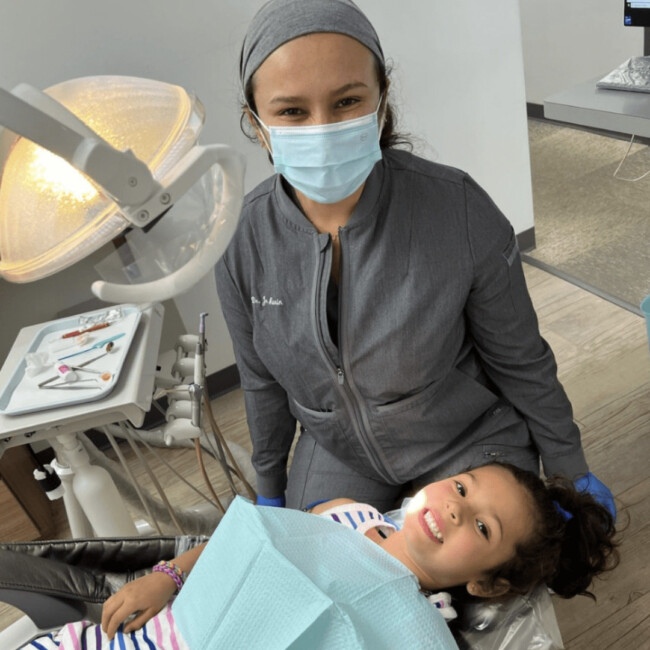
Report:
0,537,563,650
0,537,207,630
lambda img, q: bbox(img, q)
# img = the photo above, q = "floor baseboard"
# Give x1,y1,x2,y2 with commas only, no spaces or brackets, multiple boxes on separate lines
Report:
517,227,536,253
521,254,642,316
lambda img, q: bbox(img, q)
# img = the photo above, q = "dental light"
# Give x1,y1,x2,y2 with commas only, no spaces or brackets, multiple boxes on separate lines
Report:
0,75,244,302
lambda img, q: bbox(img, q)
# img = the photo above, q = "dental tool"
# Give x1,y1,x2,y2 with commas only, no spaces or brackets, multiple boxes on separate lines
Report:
70,366,103,374
75,341,116,366
58,333,124,360
191,312,208,428
62,322,110,338
40,377,102,389
70,367,113,382
72,367,113,382
40,383,102,390
38,341,116,387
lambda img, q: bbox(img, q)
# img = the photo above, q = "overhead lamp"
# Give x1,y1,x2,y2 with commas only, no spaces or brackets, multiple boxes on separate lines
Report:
0,75,244,302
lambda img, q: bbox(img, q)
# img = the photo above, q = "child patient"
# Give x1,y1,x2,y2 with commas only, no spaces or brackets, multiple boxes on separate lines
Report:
95,462,618,644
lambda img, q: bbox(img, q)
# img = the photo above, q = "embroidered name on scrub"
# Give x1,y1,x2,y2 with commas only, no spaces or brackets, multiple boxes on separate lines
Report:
251,296,284,306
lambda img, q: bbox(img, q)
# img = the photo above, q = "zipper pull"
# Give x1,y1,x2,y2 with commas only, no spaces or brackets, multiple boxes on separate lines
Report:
337,368,345,385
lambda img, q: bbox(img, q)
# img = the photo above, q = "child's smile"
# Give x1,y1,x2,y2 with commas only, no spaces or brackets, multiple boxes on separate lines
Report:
420,508,444,543
382,464,535,594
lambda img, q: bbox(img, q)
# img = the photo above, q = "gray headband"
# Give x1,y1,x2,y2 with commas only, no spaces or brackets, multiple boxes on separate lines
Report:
240,0,385,93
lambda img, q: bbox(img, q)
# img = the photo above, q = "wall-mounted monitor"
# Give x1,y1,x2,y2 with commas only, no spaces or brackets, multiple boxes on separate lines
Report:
624,1,650,27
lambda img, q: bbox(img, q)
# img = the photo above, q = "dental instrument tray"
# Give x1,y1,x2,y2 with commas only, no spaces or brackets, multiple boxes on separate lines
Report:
0,305,142,416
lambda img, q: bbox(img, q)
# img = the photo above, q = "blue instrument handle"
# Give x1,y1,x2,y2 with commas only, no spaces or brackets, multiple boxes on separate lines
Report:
58,332,126,360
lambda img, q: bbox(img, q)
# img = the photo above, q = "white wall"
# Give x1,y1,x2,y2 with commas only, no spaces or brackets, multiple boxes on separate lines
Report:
520,0,644,104
0,0,533,373
362,0,533,237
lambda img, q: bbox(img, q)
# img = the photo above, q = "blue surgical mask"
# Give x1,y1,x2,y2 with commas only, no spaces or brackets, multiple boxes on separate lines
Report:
252,99,384,204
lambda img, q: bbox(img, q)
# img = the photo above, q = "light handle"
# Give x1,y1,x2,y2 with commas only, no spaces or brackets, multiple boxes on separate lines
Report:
91,144,245,303
0,84,159,206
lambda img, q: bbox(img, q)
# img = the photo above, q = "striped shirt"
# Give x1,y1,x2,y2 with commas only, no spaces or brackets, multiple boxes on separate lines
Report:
315,501,400,538
21,603,187,650
21,504,403,649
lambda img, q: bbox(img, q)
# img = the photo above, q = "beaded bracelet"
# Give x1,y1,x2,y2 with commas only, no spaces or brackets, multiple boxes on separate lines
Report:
152,560,186,593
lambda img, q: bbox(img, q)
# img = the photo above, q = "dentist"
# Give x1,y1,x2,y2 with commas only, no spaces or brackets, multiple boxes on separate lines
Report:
216,0,615,518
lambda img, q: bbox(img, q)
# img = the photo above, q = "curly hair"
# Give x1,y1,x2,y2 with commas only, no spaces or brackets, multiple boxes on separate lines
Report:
481,463,620,600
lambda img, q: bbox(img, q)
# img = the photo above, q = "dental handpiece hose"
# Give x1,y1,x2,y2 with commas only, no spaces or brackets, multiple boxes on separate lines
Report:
189,383,202,429
194,339,203,388
192,312,208,428
199,312,208,352
191,340,203,428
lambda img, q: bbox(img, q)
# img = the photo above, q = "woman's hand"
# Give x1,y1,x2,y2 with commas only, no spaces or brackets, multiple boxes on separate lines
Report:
575,472,617,521
256,494,286,507
101,571,177,639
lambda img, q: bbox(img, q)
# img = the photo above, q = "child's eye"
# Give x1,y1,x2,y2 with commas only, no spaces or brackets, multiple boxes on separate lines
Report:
454,481,466,497
477,520,489,539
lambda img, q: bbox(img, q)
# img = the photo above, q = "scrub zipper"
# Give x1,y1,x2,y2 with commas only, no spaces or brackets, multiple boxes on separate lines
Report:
336,231,398,483
311,232,397,484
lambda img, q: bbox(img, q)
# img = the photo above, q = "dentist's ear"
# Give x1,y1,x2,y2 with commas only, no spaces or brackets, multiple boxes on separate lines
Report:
466,577,511,599
244,107,271,154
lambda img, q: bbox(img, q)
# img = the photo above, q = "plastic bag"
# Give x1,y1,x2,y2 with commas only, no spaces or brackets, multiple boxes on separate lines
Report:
455,585,563,650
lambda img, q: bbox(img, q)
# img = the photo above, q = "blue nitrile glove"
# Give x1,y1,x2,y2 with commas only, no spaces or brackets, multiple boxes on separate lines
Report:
575,472,616,521
256,494,286,508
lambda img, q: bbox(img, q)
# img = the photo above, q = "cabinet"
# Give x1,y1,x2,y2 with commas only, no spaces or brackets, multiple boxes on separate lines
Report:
0,446,57,540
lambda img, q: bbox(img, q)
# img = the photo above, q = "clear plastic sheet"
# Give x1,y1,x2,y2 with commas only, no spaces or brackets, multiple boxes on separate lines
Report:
94,162,225,286
78,306,124,328
455,586,564,650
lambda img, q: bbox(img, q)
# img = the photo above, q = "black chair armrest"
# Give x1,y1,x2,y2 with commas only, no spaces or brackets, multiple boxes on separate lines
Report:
0,536,196,572
0,536,209,628
0,550,108,627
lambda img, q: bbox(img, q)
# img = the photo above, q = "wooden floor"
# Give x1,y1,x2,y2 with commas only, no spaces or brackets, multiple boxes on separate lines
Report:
1,264,648,649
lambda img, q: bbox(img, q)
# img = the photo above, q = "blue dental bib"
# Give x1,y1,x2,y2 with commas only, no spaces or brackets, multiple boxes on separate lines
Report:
173,496,457,649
